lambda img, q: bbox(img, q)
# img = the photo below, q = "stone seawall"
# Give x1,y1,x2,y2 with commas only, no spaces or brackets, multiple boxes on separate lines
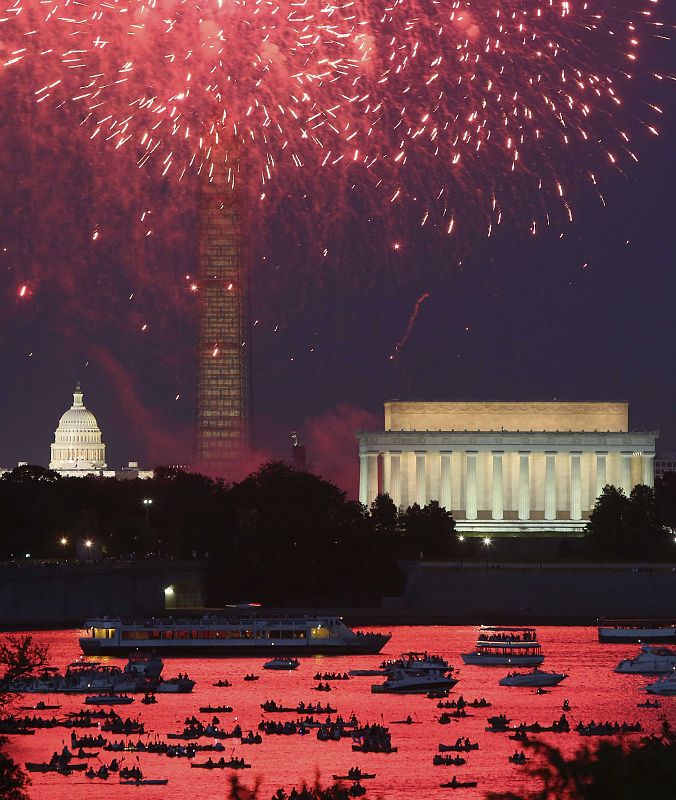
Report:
391,561,676,623
0,560,209,628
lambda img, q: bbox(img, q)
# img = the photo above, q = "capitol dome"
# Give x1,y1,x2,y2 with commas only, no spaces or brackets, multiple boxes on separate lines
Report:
49,383,107,474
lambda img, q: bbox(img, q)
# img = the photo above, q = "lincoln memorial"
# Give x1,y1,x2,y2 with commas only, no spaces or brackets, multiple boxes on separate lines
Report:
357,402,657,533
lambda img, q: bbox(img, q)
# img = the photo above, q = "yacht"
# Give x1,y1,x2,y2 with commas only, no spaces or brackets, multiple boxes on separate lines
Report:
499,669,567,687
381,652,453,674
461,627,544,666
598,620,676,644
614,645,676,675
80,615,390,656
263,657,300,670
645,672,676,696
371,668,459,695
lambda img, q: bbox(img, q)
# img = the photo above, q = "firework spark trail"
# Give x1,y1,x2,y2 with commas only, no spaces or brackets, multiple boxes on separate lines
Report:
0,0,669,234
389,291,431,360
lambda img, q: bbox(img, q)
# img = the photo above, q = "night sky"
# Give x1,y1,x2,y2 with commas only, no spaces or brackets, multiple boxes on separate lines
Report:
1,4,674,496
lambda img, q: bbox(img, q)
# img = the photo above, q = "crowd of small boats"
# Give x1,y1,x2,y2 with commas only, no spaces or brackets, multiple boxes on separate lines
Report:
8,622,675,797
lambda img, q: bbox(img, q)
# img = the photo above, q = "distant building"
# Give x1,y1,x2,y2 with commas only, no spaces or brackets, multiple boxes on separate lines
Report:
357,401,657,535
655,452,676,479
49,382,107,476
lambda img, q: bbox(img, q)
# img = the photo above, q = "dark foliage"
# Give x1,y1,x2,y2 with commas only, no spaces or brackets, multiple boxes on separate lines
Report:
486,723,676,800
0,635,50,800
584,484,671,559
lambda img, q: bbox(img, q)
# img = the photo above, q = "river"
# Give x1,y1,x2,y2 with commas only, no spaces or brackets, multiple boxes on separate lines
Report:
7,626,675,799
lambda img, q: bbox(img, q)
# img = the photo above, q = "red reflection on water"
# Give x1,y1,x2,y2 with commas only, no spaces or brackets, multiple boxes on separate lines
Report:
8,627,676,799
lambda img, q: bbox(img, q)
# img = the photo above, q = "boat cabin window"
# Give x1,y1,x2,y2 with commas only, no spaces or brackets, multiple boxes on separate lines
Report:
92,627,116,639
311,626,330,639
121,631,150,641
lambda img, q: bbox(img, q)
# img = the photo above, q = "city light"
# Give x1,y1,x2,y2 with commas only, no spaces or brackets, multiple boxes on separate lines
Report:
458,536,465,542
164,586,174,596
483,537,492,546
84,539,92,548
59,537,68,546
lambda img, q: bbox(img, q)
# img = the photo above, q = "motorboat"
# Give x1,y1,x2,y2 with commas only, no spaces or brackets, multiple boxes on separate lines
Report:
382,652,453,674
81,614,391,656
263,657,300,670
123,653,164,680
461,627,544,666
85,694,134,705
499,669,567,687
598,620,676,644
155,676,195,693
645,672,676,696
614,645,676,675
371,668,458,695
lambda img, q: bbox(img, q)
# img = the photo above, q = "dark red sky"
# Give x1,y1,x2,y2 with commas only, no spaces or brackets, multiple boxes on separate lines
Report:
0,8,674,496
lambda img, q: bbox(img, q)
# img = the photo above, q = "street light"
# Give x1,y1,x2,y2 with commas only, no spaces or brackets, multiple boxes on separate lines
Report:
143,498,153,523
84,539,93,549
59,537,68,546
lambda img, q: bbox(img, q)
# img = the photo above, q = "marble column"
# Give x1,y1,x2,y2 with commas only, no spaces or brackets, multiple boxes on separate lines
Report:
358,453,368,506
642,452,655,488
518,451,530,520
491,451,504,520
620,451,633,496
595,451,608,501
415,451,427,506
440,451,452,511
544,451,557,521
389,451,402,507
466,451,478,521
366,453,378,506
382,452,391,498
570,451,582,521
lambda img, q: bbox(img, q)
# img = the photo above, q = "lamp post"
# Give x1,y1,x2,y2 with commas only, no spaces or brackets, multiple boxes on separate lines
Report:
143,498,153,523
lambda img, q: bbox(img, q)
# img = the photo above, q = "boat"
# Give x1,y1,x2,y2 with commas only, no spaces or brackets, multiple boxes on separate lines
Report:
438,742,479,753
19,701,61,711
190,759,251,770
614,645,676,674
263,657,300,670
123,653,164,680
645,672,676,696
598,620,676,644
461,627,544,666
155,676,195,693
348,670,386,677
80,614,391,656
332,770,376,781
199,705,233,714
637,700,661,708
499,669,567,687
382,652,453,674
120,779,169,785
25,762,87,773
372,668,458,695
433,755,466,766
440,779,478,789
85,694,134,705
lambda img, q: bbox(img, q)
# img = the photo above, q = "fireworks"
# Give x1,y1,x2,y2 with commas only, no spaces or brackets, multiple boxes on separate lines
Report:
0,0,669,233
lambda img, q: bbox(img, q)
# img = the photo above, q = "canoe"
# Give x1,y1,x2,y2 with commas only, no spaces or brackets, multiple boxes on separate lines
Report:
25,763,87,773
332,773,376,780
120,779,169,785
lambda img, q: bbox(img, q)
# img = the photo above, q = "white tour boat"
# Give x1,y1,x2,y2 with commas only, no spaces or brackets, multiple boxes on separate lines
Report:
499,669,567,687
371,668,459,695
80,615,391,656
461,627,544,666
598,620,676,644
614,645,676,675
645,672,676,696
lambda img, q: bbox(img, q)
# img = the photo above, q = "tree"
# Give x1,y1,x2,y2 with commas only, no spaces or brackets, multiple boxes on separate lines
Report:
585,484,668,560
370,493,399,536
486,724,676,800
0,635,49,800
400,500,456,559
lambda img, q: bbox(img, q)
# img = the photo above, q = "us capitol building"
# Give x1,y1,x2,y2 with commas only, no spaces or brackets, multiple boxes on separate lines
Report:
0,383,152,479
358,401,657,534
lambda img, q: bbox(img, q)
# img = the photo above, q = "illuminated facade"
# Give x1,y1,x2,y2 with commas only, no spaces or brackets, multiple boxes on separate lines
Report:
358,401,657,534
49,383,107,476
193,144,251,474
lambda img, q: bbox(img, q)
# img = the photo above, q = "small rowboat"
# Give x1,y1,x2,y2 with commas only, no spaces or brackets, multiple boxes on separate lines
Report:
120,779,169,785
191,761,251,770
332,773,376,781
440,780,478,789
199,706,233,714
25,763,87,773
85,695,134,706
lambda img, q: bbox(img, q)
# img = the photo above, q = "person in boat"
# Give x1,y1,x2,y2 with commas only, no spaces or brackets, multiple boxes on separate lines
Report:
109,758,119,771
562,699,570,711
